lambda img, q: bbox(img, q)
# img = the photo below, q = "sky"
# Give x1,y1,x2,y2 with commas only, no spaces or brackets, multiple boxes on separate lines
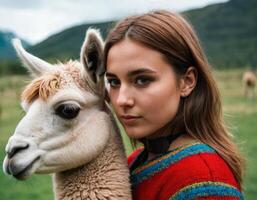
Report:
0,0,229,44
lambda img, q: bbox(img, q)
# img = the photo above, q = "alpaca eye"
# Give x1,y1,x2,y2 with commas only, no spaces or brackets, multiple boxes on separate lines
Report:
55,104,80,119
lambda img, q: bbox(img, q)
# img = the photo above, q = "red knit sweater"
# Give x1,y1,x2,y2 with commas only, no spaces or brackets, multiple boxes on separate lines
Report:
128,143,243,200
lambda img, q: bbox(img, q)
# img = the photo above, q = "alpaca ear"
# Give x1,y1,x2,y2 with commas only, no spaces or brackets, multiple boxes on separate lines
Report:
12,39,53,77
80,28,105,85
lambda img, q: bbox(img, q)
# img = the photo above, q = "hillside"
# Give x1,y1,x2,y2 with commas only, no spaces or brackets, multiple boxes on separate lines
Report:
29,21,115,62
1,0,257,69
30,0,256,68
184,0,257,68
0,31,29,60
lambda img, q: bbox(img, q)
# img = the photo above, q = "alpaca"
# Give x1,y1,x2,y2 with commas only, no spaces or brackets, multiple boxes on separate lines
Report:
3,29,132,200
242,70,256,98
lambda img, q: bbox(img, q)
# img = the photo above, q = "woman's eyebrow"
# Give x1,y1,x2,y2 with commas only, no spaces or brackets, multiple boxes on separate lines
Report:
106,68,156,77
127,68,156,77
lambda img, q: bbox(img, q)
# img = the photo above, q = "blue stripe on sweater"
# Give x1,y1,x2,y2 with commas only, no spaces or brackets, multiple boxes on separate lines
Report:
171,183,244,200
131,144,215,185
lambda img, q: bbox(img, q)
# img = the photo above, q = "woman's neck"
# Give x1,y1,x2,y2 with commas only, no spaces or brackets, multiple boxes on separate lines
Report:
168,134,196,150
146,134,197,161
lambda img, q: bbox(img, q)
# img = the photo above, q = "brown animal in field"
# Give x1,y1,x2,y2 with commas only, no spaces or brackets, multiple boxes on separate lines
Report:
242,70,256,98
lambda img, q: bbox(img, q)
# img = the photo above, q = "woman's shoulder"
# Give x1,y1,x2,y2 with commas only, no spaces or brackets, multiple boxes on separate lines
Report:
160,142,240,186
129,143,215,184
129,143,243,199
158,142,243,199
169,142,237,178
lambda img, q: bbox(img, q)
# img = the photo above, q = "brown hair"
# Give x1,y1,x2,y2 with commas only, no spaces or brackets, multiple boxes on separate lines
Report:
104,10,244,186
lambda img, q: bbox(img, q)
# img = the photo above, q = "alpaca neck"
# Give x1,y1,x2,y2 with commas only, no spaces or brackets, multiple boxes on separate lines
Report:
53,128,131,200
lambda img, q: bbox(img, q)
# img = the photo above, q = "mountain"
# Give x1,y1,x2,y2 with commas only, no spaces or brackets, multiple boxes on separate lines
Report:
2,0,257,70
0,31,29,60
29,21,115,62
184,0,257,68
30,0,257,68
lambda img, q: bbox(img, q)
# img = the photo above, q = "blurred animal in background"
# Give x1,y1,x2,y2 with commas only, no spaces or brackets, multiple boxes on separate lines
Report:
242,70,256,99
0,101,2,120
2,29,131,200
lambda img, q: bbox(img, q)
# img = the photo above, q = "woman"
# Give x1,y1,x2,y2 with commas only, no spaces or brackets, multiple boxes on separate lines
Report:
104,10,244,199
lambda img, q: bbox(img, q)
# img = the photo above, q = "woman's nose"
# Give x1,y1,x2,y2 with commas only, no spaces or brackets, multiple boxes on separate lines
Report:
116,86,134,107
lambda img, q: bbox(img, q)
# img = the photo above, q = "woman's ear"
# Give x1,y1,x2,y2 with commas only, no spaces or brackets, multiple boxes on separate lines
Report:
179,67,198,97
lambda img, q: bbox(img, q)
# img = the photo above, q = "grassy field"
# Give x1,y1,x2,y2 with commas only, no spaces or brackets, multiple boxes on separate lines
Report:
0,69,256,199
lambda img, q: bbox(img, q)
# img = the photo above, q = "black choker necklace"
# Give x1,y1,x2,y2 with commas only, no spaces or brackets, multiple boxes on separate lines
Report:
129,132,184,172
141,132,184,154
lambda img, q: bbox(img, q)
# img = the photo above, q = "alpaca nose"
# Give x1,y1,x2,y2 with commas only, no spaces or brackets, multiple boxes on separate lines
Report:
6,140,29,159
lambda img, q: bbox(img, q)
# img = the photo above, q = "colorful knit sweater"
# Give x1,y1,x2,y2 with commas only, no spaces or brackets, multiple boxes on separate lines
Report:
128,143,243,200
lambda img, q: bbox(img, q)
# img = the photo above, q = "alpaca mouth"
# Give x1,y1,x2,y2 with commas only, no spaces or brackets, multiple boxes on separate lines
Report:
12,156,40,180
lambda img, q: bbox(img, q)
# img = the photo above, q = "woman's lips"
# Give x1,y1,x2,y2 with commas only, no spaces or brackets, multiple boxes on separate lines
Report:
120,115,141,125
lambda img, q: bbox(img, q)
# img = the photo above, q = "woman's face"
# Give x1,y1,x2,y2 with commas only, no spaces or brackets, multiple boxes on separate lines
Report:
106,38,183,139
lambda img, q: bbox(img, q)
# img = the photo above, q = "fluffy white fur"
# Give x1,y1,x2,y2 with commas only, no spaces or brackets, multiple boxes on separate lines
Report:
3,29,132,199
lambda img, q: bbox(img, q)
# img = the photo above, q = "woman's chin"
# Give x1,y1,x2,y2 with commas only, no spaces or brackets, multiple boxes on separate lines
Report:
125,128,150,139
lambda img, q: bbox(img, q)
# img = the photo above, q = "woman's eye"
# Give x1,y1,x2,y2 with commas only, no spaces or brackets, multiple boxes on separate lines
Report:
107,78,120,88
135,76,153,86
55,104,80,119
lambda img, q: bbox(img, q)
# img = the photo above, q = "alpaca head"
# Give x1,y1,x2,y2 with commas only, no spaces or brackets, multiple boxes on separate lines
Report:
3,29,110,180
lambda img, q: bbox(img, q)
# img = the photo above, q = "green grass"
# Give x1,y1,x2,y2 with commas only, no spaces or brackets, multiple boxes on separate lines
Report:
0,75,53,200
214,69,257,200
0,69,257,199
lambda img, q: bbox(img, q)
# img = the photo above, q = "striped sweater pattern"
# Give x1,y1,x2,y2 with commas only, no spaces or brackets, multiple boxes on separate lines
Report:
128,143,243,200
